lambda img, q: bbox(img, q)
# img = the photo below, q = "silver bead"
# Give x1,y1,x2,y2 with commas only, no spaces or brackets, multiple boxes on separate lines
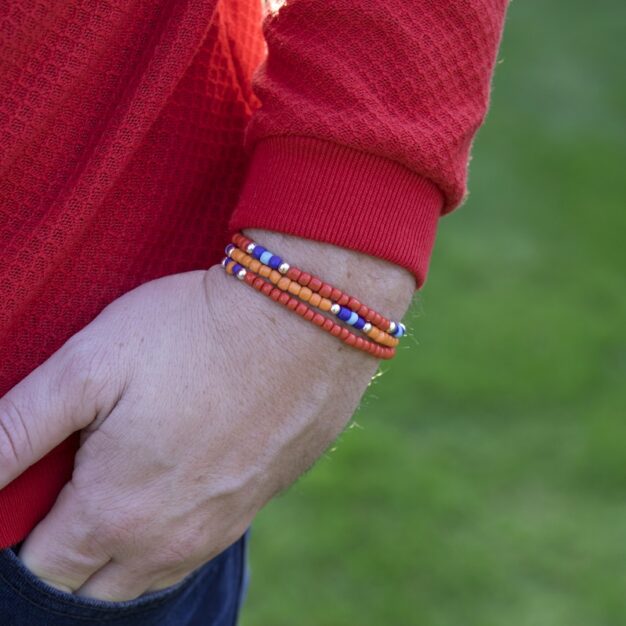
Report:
221,257,229,267
330,303,340,315
278,262,290,274
363,322,372,333
236,269,247,280
246,243,256,254
388,321,397,334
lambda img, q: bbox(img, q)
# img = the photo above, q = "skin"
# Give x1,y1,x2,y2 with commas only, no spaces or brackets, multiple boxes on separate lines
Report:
0,228,415,602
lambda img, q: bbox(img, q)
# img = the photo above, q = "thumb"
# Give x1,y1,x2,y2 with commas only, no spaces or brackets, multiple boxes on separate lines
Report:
0,334,113,488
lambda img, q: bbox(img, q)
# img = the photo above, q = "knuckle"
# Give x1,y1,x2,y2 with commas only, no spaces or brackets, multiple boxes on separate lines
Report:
156,529,205,569
96,511,140,547
57,335,112,404
59,336,100,382
0,395,34,472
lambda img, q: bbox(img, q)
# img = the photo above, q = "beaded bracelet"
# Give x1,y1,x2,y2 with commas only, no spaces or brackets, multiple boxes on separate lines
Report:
224,244,398,348
230,233,406,339
222,257,396,359
231,233,406,337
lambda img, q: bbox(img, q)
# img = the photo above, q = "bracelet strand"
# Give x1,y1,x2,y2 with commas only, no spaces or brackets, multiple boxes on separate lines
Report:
222,258,396,360
230,233,406,339
224,244,399,348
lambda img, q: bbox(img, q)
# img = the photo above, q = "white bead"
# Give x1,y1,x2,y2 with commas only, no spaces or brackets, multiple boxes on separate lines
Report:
221,257,229,267
330,303,340,314
246,243,256,254
278,262,290,274
363,322,372,333
388,321,397,334
399,322,407,334
236,269,247,280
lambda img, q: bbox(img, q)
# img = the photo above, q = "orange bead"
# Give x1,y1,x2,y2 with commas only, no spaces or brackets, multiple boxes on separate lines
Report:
259,265,271,278
269,270,281,284
299,286,313,301
288,282,301,296
277,276,290,290
249,259,262,273
319,298,332,312
309,293,322,307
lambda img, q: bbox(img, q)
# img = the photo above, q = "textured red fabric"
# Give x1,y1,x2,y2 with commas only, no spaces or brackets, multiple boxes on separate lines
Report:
0,0,507,547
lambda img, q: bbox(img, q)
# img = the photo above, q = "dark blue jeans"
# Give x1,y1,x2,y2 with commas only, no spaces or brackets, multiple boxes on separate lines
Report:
0,530,250,625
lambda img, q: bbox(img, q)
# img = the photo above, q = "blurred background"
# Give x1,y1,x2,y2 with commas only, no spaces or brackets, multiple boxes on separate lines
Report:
242,2,625,624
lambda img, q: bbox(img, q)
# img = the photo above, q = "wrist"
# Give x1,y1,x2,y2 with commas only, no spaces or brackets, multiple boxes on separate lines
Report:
240,228,416,325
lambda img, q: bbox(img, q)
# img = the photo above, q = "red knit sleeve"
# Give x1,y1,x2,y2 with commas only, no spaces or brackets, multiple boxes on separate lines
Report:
228,0,509,289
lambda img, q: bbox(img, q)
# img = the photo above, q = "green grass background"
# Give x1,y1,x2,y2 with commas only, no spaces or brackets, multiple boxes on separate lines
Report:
241,2,626,624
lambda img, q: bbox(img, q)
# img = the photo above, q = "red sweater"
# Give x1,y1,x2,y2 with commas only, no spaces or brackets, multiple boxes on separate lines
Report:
0,0,507,548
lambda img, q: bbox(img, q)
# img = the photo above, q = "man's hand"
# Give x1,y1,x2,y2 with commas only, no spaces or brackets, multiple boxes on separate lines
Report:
0,228,414,601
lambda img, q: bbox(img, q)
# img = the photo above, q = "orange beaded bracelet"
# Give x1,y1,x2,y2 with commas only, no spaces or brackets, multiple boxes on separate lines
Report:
225,245,399,348
222,258,396,360
230,232,407,340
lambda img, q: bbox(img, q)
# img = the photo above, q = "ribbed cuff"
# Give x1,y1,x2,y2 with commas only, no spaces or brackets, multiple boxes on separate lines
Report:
227,135,443,290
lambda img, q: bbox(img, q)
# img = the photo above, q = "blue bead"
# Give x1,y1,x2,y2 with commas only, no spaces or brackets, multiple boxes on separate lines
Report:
268,255,282,270
232,263,243,274
260,250,273,265
252,246,266,260
393,325,403,337
337,307,352,321
353,317,366,330
347,311,359,326
225,243,235,255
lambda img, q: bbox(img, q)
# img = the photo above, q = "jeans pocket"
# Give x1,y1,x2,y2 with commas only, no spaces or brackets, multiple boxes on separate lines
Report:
0,542,217,625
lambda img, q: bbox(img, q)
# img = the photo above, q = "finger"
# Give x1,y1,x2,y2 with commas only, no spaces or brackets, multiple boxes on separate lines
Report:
17,480,111,592
0,335,108,488
75,561,161,602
